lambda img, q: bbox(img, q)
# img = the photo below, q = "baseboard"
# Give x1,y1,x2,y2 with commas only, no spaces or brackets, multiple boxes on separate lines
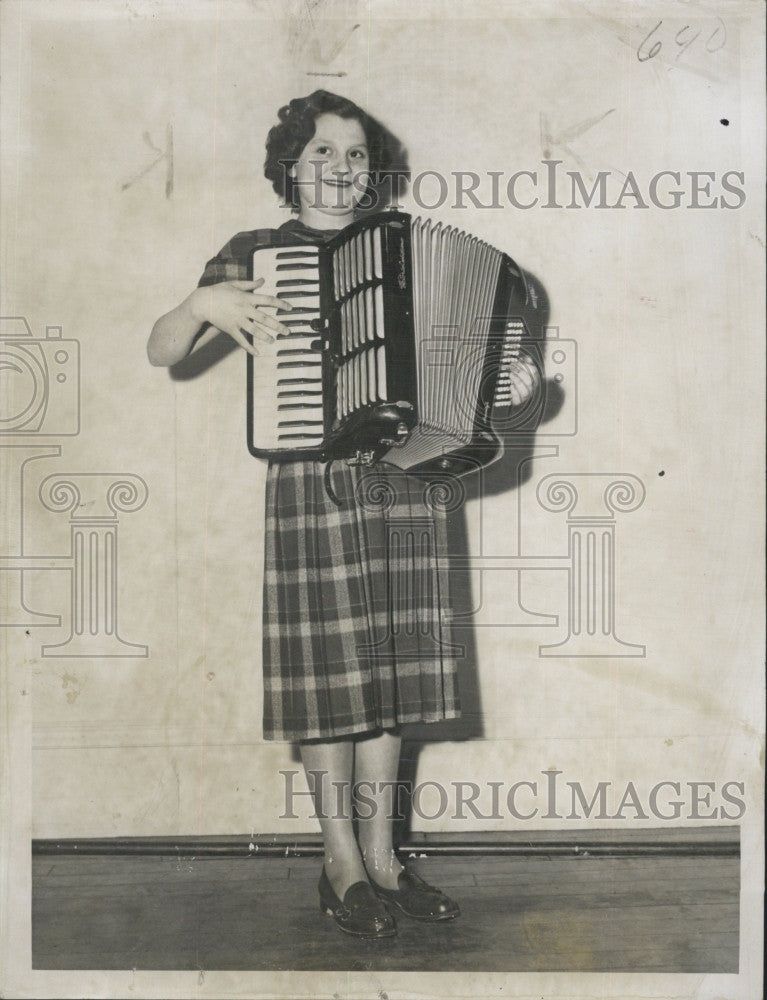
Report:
33,825,740,857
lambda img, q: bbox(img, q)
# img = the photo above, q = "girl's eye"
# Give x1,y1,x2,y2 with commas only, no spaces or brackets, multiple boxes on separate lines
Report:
315,145,331,155
350,149,368,160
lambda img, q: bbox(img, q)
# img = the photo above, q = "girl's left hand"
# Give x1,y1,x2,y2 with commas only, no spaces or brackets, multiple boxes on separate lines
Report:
506,353,540,406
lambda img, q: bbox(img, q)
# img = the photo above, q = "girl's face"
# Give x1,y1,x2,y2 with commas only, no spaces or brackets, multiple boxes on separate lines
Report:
290,112,370,229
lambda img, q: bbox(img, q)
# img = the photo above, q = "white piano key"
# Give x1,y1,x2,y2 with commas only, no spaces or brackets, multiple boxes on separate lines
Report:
281,293,321,311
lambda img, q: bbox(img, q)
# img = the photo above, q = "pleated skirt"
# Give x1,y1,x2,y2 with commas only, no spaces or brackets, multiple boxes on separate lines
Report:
262,460,462,741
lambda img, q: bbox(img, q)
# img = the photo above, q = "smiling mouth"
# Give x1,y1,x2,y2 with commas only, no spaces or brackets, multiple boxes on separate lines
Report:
323,178,352,187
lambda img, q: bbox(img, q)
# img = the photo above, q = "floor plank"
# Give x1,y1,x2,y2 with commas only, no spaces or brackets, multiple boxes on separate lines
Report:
32,853,739,972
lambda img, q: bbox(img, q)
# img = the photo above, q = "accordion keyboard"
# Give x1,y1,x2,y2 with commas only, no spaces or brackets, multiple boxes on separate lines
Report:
249,246,325,450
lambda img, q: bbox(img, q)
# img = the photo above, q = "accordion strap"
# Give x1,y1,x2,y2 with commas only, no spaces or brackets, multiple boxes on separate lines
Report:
323,461,344,509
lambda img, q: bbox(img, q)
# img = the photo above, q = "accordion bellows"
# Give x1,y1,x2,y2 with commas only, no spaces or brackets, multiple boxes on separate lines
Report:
247,211,528,476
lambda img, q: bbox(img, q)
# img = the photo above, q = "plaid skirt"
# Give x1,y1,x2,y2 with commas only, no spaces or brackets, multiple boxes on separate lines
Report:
262,460,462,741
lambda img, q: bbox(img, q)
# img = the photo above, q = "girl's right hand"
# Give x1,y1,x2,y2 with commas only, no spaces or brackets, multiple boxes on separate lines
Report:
190,279,292,356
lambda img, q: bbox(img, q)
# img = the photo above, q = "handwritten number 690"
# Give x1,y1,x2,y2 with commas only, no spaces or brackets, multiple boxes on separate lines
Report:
637,17,726,62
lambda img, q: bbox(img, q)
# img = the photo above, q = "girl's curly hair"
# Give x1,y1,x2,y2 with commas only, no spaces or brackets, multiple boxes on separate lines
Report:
264,90,409,214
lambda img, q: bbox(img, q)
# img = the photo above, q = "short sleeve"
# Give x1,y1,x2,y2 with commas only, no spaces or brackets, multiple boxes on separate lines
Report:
197,232,255,288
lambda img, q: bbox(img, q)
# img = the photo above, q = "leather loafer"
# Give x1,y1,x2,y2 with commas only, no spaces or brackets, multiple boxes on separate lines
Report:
369,868,460,921
318,868,397,938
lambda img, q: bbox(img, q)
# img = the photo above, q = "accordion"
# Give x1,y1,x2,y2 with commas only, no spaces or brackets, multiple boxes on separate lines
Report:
247,211,528,477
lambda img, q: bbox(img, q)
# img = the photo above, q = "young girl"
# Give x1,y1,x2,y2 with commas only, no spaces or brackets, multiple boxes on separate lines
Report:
148,90,537,939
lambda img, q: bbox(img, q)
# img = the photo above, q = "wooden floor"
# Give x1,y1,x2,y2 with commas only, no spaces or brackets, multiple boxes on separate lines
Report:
32,851,739,972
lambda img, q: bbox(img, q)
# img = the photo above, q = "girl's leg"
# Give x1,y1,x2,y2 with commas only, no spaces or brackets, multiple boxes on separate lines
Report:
354,729,461,921
354,728,405,890
299,739,367,898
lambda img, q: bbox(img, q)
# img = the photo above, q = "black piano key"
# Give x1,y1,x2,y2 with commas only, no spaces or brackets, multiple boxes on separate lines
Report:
277,402,325,410
277,419,324,427
278,432,324,440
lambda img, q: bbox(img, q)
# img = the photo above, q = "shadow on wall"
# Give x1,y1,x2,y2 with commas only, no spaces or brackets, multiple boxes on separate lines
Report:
168,328,238,381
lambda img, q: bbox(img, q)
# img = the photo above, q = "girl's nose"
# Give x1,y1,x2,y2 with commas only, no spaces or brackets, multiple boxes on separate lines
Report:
330,152,351,175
